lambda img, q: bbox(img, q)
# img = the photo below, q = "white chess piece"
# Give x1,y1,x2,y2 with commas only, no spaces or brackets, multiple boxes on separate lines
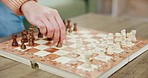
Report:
107,33,114,44
130,30,137,42
95,40,100,47
115,33,122,42
121,39,126,47
121,29,126,40
107,44,114,55
114,42,122,51
84,50,92,68
126,37,134,47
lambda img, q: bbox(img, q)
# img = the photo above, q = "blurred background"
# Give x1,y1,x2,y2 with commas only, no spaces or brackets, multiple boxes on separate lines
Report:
24,0,148,28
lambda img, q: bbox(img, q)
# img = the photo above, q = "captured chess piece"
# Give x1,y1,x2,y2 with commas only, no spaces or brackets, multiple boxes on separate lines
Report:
20,39,26,49
12,34,19,46
21,30,28,43
73,23,78,31
38,28,43,38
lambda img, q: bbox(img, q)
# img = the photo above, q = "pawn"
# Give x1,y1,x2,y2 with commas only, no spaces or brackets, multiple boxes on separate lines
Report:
67,19,71,27
114,42,122,51
20,39,26,49
38,28,43,38
68,25,72,33
107,45,114,55
130,30,137,42
12,34,18,46
73,23,78,31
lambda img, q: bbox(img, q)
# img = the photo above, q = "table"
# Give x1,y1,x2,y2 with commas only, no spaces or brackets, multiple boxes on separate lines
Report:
0,13,148,78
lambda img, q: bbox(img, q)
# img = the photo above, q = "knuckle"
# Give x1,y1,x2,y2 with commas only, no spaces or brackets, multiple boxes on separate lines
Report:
52,9,59,15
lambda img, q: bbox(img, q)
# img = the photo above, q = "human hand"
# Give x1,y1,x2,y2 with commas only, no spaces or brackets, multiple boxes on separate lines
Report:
21,1,66,43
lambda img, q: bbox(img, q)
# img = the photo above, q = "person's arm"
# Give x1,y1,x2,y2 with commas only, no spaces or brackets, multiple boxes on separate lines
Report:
0,0,37,15
0,0,66,43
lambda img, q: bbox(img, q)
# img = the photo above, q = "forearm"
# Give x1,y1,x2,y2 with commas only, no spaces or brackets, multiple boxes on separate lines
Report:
0,0,37,15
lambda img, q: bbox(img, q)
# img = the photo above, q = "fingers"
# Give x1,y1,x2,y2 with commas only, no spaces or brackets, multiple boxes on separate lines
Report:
52,9,66,42
46,13,60,43
35,21,46,34
41,16,54,38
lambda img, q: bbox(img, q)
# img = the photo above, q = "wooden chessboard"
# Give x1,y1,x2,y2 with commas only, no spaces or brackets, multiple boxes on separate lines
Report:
0,28,148,78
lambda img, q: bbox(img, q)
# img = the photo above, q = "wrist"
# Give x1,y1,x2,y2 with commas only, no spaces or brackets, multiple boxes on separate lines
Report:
21,1,37,14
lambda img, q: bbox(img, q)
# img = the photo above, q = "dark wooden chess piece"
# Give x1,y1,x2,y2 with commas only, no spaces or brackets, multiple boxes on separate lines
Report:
56,41,62,48
12,34,18,46
38,28,43,38
29,35,34,46
56,36,62,48
28,30,35,41
20,39,26,49
21,30,28,43
68,25,72,33
47,38,53,41
29,26,34,34
63,19,66,26
67,19,71,30
73,23,78,31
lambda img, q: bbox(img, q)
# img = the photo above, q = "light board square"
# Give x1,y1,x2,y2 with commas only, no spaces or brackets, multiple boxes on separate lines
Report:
34,51,50,57
34,45,49,50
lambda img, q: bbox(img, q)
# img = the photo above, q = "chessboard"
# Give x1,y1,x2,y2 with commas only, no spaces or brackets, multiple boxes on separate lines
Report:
0,21,148,78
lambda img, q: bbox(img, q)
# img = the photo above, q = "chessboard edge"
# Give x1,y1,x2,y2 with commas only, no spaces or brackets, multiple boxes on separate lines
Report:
0,50,84,78
98,44,148,78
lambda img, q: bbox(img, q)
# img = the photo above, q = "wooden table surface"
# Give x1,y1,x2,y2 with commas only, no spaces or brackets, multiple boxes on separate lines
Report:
0,13,148,78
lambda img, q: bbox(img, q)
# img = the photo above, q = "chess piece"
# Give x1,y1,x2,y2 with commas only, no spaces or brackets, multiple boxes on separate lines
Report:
28,35,34,46
38,28,43,38
130,30,137,42
47,38,53,41
67,19,71,27
56,40,63,48
115,33,122,42
68,25,73,33
20,39,26,49
28,30,35,41
121,39,126,47
126,38,133,47
121,29,126,40
12,34,18,46
63,19,66,25
56,42,62,48
84,50,92,68
107,44,114,55
29,26,34,34
21,30,28,43
114,42,122,51
107,33,114,44
73,23,78,31
127,33,132,41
